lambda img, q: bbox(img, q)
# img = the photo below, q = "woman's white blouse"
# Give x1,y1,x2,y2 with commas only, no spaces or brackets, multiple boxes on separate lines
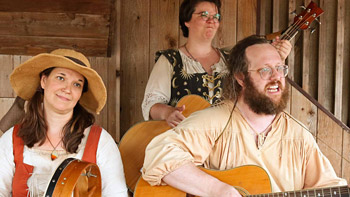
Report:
0,126,128,197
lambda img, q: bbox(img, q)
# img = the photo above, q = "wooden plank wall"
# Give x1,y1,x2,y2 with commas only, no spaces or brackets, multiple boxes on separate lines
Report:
259,0,350,182
0,0,111,56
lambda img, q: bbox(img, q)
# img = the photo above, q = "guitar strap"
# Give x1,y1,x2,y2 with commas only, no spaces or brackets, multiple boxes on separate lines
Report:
12,124,102,196
82,125,102,163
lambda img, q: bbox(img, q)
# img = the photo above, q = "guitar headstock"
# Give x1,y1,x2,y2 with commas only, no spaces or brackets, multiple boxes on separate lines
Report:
294,1,324,30
273,1,324,41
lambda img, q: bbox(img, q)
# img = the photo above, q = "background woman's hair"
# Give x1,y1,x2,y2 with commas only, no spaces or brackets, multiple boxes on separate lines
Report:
179,0,221,38
222,35,270,101
18,67,95,153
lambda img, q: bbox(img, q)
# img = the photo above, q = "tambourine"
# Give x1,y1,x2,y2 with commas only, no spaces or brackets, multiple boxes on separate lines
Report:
44,158,101,197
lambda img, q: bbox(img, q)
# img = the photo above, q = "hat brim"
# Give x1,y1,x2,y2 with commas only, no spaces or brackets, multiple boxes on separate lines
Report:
10,53,107,114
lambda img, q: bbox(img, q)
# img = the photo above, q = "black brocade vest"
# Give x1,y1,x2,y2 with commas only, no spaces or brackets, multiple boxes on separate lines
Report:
155,49,228,107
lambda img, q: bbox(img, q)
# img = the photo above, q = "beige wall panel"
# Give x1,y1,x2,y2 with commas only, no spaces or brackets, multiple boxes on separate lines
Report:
0,55,16,97
334,0,345,120
342,130,350,182
318,141,342,177
0,12,109,39
179,0,186,46
0,98,15,122
317,109,343,176
0,0,111,14
213,0,237,48
342,159,350,184
120,0,150,136
343,130,350,181
237,0,256,41
149,0,179,71
342,0,350,126
107,0,121,142
318,0,336,112
89,57,109,133
290,86,317,136
0,35,108,57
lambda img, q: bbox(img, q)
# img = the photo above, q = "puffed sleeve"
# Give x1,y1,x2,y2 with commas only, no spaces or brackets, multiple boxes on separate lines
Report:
142,105,229,186
141,55,173,120
0,127,15,197
96,129,128,197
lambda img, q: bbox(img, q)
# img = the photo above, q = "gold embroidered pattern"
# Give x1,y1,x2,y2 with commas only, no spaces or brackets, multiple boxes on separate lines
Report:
202,74,222,91
180,66,195,80
203,90,221,102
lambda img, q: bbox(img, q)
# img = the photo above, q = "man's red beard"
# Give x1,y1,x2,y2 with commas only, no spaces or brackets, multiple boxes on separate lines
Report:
243,76,289,115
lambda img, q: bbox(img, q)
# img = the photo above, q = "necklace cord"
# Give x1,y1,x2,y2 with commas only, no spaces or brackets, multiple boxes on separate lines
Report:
46,136,63,160
184,44,198,61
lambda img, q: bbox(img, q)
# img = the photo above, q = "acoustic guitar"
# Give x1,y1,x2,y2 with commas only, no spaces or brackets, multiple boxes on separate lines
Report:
118,95,210,192
134,165,350,197
45,158,102,197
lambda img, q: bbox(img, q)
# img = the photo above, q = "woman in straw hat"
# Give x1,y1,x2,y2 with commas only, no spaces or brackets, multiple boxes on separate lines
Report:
0,49,128,196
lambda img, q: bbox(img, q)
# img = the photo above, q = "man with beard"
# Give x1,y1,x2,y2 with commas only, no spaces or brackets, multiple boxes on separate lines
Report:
141,35,347,196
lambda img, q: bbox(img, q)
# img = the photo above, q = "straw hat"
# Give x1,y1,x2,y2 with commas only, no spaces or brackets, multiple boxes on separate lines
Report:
10,49,107,114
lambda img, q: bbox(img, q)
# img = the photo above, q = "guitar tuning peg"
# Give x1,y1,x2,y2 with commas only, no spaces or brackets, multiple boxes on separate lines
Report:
315,17,321,25
290,10,297,16
300,5,306,10
310,28,316,34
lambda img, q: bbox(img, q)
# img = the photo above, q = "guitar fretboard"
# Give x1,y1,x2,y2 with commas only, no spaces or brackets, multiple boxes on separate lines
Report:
248,186,349,197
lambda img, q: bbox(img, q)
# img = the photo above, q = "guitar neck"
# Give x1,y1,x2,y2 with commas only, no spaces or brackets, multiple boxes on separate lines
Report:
280,25,299,41
248,185,349,197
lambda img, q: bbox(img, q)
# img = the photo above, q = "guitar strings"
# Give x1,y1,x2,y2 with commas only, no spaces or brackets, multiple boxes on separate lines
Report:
281,13,317,40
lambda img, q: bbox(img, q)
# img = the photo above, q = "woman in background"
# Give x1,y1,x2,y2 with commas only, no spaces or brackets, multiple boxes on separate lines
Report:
141,0,291,127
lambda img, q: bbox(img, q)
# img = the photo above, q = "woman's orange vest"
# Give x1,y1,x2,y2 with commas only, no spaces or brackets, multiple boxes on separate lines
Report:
11,125,102,197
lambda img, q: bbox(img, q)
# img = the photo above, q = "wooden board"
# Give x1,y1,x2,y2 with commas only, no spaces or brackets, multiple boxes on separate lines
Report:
334,0,345,120
317,109,343,176
342,129,350,183
290,86,317,137
0,55,16,97
119,0,150,136
213,0,237,48
106,0,121,142
0,98,15,122
149,0,179,71
0,0,111,15
0,12,109,38
0,35,108,57
237,0,256,40
318,0,336,112
89,57,109,130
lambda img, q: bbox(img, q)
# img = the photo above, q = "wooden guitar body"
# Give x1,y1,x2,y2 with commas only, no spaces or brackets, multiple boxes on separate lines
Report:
118,95,211,192
134,165,350,197
134,165,272,197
